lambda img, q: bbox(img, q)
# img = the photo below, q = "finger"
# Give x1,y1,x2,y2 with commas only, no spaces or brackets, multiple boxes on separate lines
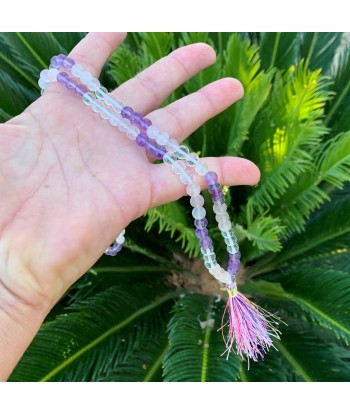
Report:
147,77,244,148
113,43,216,114
68,32,126,77
149,156,261,207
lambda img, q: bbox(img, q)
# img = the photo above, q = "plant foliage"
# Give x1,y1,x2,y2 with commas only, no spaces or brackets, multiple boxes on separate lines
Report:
1,32,349,382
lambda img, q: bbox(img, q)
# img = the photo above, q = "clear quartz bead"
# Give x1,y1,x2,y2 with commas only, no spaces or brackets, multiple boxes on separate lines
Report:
201,246,214,255
71,64,83,77
218,220,232,232
95,86,108,100
155,131,169,145
109,114,121,126
118,118,131,133
100,107,110,120
186,183,201,197
227,244,239,254
147,125,159,140
186,153,199,167
83,92,95,106
88,78,101,92
80,70,93,85
163,152,177,166
192,207,206,219
195,163,208,176
171,160,186,175
116,235,125,244
221,229,235,238
190,195,204,207
165,138,178,152
126,126,139,140
175,145,189,159
203,253,216,263
215,213,230,223
92,103,100,113
180,171,193,184
204,260,218,270
213,204,227,214
111,99,124,112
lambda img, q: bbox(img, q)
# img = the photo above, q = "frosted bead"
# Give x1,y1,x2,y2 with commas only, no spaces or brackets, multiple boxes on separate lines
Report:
172,161,186,175
80,70,93,85
109,114,121,126
47,68,59,81
83,92,95,106
156,131,169,146
38,78,48,90
209,267,231,284
186,183,201,197
192,207,206,219
165,138,178,152
116,235,125,244
88,78,101,92
146,125,159,139
119,119,131,133
111,99,124,112
208,264,221,276
126,126,139,140
195,163,208,176
201,246,214,255
163,152,177,166
227,244,239,254
120,229,126,236
95,86,108,100
186,153,199,167
213,204,227,214
180,171,193,184
190,195,205,207
204,260,218,270
218,220,232,232
175,145,189,159
71,63,83,77
40,69,49,81
215,213,230,223
100,107,110,120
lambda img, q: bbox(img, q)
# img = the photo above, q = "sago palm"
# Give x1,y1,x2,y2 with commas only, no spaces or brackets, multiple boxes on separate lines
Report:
1,32,349,382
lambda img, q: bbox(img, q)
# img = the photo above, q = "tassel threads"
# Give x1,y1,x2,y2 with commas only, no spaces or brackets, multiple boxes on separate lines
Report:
221,283,282,364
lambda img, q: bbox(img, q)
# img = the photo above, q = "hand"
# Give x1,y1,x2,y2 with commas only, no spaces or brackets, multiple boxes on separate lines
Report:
0,33,259,362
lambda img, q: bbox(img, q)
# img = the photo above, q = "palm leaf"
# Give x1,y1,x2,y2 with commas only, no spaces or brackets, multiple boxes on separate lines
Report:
259,32,300,70
163,294,242,382
10,284,173,381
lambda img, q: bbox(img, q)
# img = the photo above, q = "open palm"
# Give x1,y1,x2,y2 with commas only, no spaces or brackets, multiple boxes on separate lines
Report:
0,33,260,310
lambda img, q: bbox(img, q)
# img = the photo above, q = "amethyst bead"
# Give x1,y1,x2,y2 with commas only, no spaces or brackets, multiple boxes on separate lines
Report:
57,72,69,85
205,171,218,185
230,252,241,261
208,183,222,194
194,218,208,229
136,133,149,147
228,259,240,275
121,106,134,119
63,57,75,71
75,84,88,97
200,236,212,249
139,118,152,131
66,77,78,90
50,56,60,68
195,228,209,238
130,112,142,125
146,141,167,159
105,243,122,256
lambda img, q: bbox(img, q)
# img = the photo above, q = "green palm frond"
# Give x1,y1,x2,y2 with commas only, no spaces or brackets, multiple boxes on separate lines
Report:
10,284,173,382
259,32,300,70
163,294,242,382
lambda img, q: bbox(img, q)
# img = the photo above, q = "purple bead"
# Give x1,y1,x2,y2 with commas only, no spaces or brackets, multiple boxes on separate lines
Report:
194,218,208,229
212,194,225,204
130,112,143,126
50,56,60,68
57,72,69,85
139,118,152,131
121,106,134,119
229,252,241,261
75,84,88,97
200,236,212,249
205,171,218,185
228,259,240,275
136,133,149,147
146,141,166,159
208,183,222,194
105,243,122,256
195,228,209,238
66,77,78,90
63,57,75,71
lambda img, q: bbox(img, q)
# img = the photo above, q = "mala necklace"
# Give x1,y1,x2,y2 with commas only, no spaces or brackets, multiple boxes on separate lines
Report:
39,54,281,363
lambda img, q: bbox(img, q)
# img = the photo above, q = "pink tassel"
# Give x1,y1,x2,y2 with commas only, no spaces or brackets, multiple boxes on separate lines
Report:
221,283,282,365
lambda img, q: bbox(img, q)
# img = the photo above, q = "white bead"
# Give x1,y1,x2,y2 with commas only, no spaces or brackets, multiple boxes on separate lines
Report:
208,264,221,276
40,69,49,81
195,163,208,176
126,126,139,140
180,171,193,184
192,207,206,219
201,246,214,255
47,68,59,82
209,266,231,284
218,220,232,232
88,78,100,92
186,183,201,197
165,138,178,152
38,77,48,90
190,195,204,207
172,161,186,175
175,145,189,159
80,70,93,85
116,235,125,244
118,119,131,133
71,64,83,77
163,152,177,166
213,204,227,214
216,213,230,223
109,114,121,126
120,229,126,236
156,131,169,146
186,153,199,167
147,125,159,139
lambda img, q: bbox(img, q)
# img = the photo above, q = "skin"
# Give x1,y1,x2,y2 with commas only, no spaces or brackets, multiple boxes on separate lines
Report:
0,33,260,381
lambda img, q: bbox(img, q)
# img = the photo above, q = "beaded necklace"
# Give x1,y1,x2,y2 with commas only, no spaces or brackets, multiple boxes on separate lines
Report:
39,54,281,363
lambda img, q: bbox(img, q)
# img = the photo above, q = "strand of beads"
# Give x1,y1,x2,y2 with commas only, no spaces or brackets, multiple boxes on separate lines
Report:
40,55,282,362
